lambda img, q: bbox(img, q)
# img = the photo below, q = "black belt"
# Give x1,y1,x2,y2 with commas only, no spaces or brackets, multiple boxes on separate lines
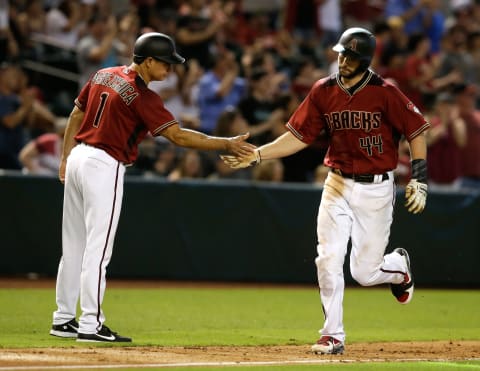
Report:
331,168,389,183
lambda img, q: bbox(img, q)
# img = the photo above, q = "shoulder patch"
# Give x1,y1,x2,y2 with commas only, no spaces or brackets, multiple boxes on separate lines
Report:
407,101,422,115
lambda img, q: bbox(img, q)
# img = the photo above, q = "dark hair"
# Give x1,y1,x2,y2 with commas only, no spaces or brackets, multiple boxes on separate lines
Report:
407,33,428,52
373,21,390,35
214,107,239,137
87,11,107,26
250,67,268,81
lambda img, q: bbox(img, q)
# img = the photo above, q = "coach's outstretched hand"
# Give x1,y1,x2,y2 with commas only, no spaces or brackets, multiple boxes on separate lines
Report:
226,133,257,157
405,179,428,214
221,148,261,169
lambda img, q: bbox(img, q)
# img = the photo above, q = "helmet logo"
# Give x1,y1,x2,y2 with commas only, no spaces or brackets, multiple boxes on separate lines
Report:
346,38,358,52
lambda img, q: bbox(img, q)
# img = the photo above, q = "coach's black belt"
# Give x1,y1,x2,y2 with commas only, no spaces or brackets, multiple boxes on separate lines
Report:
331,168,389,183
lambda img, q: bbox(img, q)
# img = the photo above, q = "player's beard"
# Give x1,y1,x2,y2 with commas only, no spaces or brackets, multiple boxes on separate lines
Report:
339,66,364,79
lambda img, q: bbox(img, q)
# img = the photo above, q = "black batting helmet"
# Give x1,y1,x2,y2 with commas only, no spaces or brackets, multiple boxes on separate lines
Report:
133,32,185,64
333,27,376,69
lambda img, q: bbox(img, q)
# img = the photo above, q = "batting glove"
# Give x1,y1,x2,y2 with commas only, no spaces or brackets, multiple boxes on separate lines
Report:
220,149,261,169
405,179,428,214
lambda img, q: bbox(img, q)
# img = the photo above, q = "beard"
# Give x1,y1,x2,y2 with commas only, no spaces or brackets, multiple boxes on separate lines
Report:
339,65,366,79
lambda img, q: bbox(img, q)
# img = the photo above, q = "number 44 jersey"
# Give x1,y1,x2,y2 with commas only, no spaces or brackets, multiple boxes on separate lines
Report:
286,70,430,174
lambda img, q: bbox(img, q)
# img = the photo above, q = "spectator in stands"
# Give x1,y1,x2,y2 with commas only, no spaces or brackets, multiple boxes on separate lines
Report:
425,92,466,190
0,65,55,170
454,83,480,189
44,0,84,50
384,0,432,35
435,24,475,85
238,9,276,49
0,64,33,170
404,33,435,112
116,10,140,66
15,0,46,38
245,51,290,97
237,67,286,146
466,31,480,93
283,0,319,59
208,107,253,181
252,159,284,182
342,0,385,30
9,0,43,60
152,141,178,177
76,11,120,89
291,56,325,101
447,0,477,32
422,0,446,55
0,1,19,63
197,49,246,134
175,0,231,69
167,148,204,181
317,0,342,49
381,17,409,93
149,59,203,130
12,66,57,137
18,117,67,175
370,20,392,74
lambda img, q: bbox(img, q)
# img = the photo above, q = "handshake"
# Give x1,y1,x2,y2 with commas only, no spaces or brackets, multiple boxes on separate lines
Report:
220,148,262,169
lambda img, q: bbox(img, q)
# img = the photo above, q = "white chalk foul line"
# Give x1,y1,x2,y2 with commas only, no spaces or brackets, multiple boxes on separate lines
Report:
1,358,480,370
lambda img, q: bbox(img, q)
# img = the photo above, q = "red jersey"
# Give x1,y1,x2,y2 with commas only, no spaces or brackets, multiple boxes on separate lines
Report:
36,133,61,155
286,71,430,174
427,116,462,183
74,66,178,164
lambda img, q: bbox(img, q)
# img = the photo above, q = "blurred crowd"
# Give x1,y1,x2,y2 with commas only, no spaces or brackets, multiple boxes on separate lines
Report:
1,0,479,190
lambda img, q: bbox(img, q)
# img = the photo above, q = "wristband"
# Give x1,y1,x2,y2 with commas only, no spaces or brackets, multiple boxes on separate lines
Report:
255,149,261,164
411,159,427,183
250,149,261,166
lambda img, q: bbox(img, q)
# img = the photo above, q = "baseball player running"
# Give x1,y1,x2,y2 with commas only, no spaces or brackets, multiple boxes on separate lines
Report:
49,32,255,342
222,27,430,354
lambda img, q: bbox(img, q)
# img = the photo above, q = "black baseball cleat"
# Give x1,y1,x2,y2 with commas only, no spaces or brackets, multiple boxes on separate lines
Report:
50,318,79,338
77,325,132,342
390,248,414,304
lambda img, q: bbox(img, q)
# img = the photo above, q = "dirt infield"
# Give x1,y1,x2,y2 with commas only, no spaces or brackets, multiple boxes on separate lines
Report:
1,278,479,368
1,341,480,368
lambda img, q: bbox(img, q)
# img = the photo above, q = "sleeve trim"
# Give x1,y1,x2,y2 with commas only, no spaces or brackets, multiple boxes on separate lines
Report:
152,120,178,135
286,122,304,141
408,122,431,141
74,98,83,110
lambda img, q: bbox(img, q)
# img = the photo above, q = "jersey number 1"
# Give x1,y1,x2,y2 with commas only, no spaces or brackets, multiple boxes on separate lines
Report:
93,92,109,128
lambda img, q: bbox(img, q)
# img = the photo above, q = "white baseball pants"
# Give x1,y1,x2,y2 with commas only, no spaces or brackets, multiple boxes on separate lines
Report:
315,171,407,343
52,143,125,334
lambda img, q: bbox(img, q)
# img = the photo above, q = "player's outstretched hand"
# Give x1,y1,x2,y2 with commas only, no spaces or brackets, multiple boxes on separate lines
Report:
405,179,428,214
225,133,256,157
220,148,261,169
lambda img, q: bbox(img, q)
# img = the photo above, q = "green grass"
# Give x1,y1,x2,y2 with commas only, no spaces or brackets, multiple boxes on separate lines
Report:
0,286,479,348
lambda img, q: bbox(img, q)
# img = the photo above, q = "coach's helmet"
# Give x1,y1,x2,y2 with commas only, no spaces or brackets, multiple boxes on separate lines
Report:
133,32,185,65
333,27,376,71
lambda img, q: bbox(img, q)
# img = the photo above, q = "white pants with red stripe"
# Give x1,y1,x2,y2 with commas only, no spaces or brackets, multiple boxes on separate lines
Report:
52,143,125,334
315,171,407,343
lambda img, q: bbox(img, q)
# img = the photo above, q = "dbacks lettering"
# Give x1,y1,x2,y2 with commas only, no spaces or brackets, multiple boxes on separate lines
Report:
324,110,381,133
324,110,384,156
